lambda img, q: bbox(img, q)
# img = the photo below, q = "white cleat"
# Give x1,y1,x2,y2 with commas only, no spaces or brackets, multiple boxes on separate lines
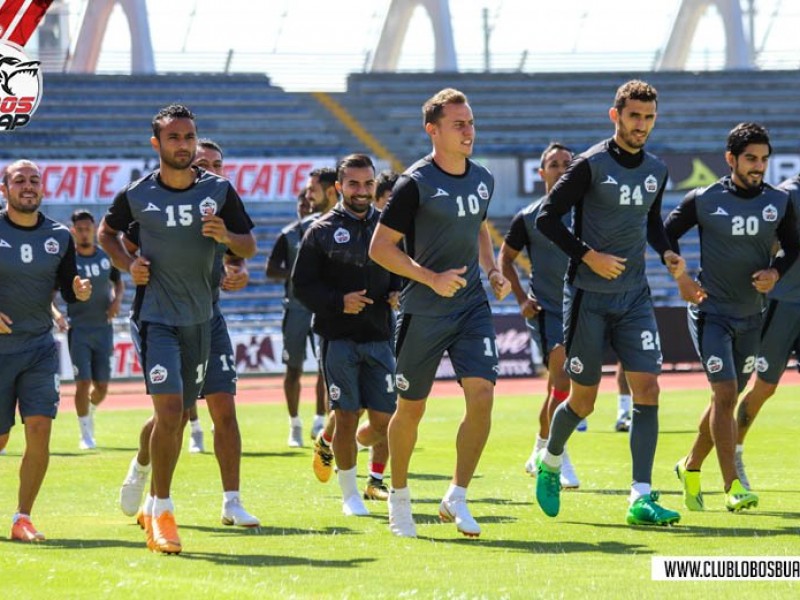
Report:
560,449,580,489
221,498,261,528
342,494,370,516
119,457,150,517
734,451,751,491
79,434,96,450
388,492,417,537
189,429,205,454
310,421,324,441
287,425,304,448
439,498,481,537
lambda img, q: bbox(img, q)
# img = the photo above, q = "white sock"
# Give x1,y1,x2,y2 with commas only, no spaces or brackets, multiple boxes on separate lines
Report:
153,497,175,518
223,491,240,505
337,466,359,499
89,404,97,416
542,450,563,470
190,418,202,433
735,444,744,454
535,436,547,452
132,455,151,472
390,486,411,500
629,482,651,503
12,512,29,524
290,416,302,427
443,483,467,502
618,394,632,417
143,495,155,516
78,415,92,436
313,414,325,426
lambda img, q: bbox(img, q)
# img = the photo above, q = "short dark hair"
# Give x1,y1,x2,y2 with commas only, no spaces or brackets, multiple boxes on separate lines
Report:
540,142,572,169
310,167,337,191
726,122,772,157
614,80,658,112
152,104,196,139
422,88,469,125
336,154,375,182
2,159,39,187
376,170,399,198
71,209,95,224
198,138,223,159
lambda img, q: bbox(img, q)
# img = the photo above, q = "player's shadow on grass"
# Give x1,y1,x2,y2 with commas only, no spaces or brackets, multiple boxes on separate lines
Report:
412,513,517,525
417,535,649,555
95,446,139,452
0,538,147,550
571,489,682,497
240,450,304,458
408,472,482,482
411,496,527,508
179,524,361,537
563,520,797,538
180,552,376,568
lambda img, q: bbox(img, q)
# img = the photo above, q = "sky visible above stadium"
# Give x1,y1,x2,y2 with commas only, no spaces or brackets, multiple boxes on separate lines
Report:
63,0,800,90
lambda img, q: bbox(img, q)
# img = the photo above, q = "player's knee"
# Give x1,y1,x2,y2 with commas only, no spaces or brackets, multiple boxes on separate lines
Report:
285,366,302,384
92,382,109,401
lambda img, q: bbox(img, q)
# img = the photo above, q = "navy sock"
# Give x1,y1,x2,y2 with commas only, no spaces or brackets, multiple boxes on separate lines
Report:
630,404,658,484
546,402,582,456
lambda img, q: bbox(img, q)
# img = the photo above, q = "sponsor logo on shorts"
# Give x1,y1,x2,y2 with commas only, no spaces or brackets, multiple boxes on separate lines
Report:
149,364,168,384
199,197,218,216
644,174,658,193
568,357,583,374
328,384,341,401
706,355,723,374
44,237,60,254
756,356,769,373
477,181,490,200
333,227,350,244
395,374,410,391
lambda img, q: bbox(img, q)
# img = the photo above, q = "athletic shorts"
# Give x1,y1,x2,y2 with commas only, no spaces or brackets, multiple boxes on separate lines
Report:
68,324,113,382
526,307,564,365
131,319,211,410
0,342,60,435
757,299,800,384
688,305,761,392
395,301,498,400
282,308,315,369
320,338,396,414
564,285,661,386
199,312,237,397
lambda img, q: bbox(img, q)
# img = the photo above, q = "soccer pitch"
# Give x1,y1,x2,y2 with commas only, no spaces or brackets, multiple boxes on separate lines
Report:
1,381,799,599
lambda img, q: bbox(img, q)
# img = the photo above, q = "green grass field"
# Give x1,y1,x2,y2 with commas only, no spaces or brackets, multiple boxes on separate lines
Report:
1,384,799,599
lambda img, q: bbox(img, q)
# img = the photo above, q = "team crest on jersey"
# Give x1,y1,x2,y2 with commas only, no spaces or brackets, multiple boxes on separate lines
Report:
395,374,410,391
329,384,341,401
644,174,658,193
569,357,584,374
762,204,778,222
477,182,490,200
44,237,59,254
149,364,168,384
756,356,769,373
101,258,111,270
706,355,723,374
199,197,218,216
333,227,350,244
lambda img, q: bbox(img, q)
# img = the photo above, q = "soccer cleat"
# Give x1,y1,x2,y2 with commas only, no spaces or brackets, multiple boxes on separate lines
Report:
626,491,681,526
310,420,324,441
287,424,304,448
560,449,580,489
524,452,537,476
79,434,96,450
725,479,759,512
189,429,204,454
363,476,390,501
388,492,417,538
535,449,561,517
151,511,182,554
734,451,751,491
576,419,588,432
674,456,704,511
10,516,45,542
312,434,334,483
135,508,146,529
0,449,6,455
136,509,156,551
614,414,631,432
342,494,370,516
439,498,481,537
120,457,150,517
221,498,261,527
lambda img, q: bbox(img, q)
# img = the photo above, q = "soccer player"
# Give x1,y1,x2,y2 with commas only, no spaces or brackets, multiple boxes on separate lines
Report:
535,80,685,526
266,190,326,447
305,167,338,214
370,88,511,538
99,106,256,554
60,209,124,450
374,170,399,211
293,153,400,515
499,142,580,488
668,123,798,512
0,159,92,541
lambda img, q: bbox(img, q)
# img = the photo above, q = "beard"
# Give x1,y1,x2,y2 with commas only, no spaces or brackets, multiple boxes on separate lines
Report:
10,196,41,214
344,196,371,214
161,151,195,170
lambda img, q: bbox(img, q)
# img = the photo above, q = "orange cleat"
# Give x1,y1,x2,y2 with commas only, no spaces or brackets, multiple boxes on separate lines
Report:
10,516,45,542
151,511,181,554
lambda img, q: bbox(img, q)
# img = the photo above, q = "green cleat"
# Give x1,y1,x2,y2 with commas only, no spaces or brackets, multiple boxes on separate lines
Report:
626,491,681,526
535,449,561,517
725,479,758,512
674,456,704,511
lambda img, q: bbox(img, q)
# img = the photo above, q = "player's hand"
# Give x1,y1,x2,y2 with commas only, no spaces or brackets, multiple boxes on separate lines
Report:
387,291,400,311
130,256,151,285
676,273,707,304
54,314,69,332
0,312,13,334
222,263,250,292
752,268,779,294
663,250,686,279
201,214,230,244
489,269,511,301
73,276,92,302
582,249,627,280
106,301,121,322
343,289,374,314
520,295,541,320
430,266,467,297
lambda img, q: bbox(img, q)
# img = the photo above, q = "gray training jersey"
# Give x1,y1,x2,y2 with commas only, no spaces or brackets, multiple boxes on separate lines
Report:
379,155,494,317
68,247,120,328
0,212,77,353
771,175,800,302
104,169,254,327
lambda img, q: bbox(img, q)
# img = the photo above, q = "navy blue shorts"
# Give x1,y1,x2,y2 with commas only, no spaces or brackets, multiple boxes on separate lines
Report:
395,302,498,400
757,299,800,384
320,338,396,414
200,312,237,397
68,324,113,382
282,308,315,369
526,307,564,364
0,342,60,434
